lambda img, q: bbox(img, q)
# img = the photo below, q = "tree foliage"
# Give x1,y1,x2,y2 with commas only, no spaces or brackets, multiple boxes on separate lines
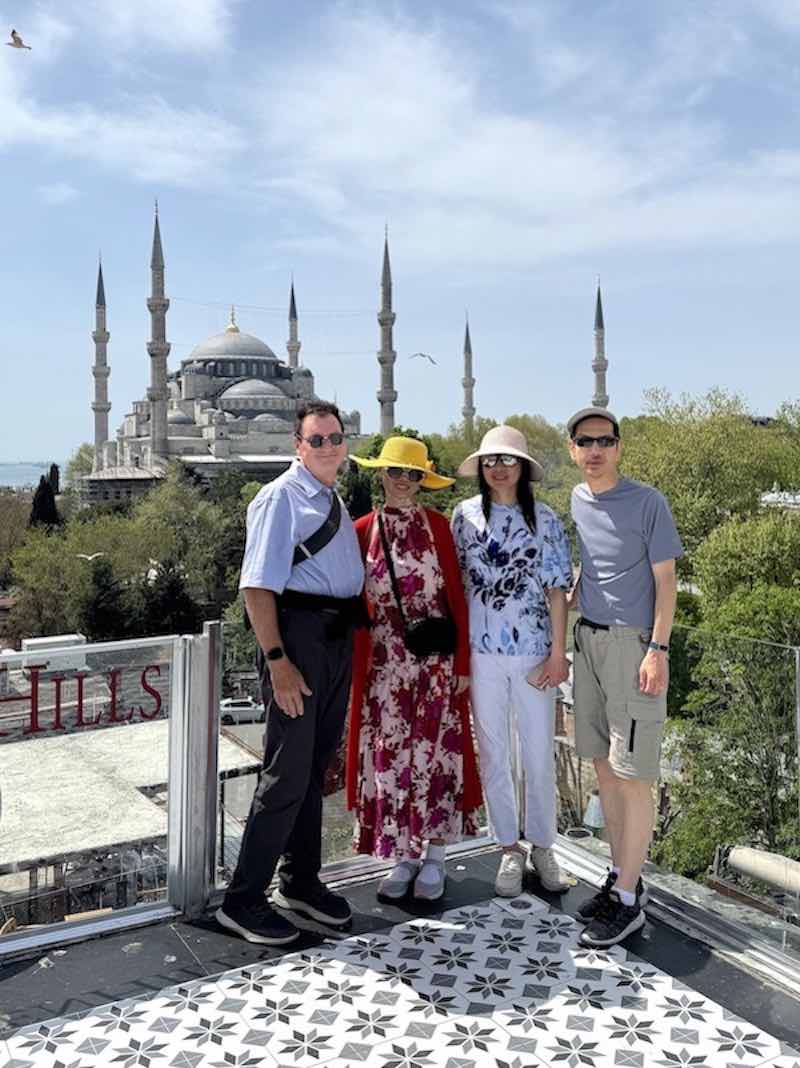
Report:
693,510,800,612
29,476,61,528
621,389,798,567
65,443,94,485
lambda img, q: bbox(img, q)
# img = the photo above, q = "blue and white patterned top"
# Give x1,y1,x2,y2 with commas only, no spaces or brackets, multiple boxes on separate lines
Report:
451,495,572,657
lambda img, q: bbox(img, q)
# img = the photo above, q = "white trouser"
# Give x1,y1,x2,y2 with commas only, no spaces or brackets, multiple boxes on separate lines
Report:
470,651,557,849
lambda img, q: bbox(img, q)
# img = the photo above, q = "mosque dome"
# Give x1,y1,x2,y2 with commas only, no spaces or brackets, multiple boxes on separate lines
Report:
296,367,313,377
253,413,293,431
189,330,278,361
219,379,286,401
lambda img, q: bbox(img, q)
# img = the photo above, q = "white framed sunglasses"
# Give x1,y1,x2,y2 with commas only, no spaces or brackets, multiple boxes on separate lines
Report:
481,454,520,468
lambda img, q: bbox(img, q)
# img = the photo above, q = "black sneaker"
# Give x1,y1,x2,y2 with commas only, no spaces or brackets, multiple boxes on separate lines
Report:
216,900,300,945
576,872,648,923
272,883,352,926
579,891,645,947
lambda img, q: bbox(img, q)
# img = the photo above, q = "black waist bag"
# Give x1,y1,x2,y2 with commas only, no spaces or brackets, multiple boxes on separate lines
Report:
377,512,457,658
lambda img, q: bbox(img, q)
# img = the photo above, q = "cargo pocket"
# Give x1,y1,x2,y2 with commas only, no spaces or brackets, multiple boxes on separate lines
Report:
624,696,666,781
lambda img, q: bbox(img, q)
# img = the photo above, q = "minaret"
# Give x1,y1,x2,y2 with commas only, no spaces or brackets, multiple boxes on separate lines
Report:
462,317,476,445
287,281,301,369
91,259,111,472
377,230,397,435
147,203,170,462
592,281,609,407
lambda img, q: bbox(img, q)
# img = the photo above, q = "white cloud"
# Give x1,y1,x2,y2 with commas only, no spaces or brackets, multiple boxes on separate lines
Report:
70,0,235,55
246,6,800,270
37,181,79,205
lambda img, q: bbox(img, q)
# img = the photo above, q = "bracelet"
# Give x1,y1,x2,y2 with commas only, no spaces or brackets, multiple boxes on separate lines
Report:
648,640,669,653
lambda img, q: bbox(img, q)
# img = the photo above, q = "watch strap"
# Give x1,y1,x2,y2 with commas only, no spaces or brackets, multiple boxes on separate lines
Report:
648,640,669,653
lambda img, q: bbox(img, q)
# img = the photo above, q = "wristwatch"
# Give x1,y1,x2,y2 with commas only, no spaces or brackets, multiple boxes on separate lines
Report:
265,645,285,662
648,640,669,654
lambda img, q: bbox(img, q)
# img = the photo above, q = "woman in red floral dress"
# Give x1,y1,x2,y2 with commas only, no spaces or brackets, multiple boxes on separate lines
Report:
345,437,481,902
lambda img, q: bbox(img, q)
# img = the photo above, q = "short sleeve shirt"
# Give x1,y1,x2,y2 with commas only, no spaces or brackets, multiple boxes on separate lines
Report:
239,460,364,598
571,477,683,629
451,495,572,657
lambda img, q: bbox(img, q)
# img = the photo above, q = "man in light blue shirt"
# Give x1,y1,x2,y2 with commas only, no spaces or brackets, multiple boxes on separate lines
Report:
218,402,365,947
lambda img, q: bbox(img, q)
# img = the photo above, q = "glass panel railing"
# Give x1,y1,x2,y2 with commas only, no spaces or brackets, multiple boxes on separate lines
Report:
215,621,490,891
554,623,800,962
0,636,177,934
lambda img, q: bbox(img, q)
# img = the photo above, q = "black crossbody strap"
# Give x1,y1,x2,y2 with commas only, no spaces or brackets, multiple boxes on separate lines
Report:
292,492,341,566
377,511,407,628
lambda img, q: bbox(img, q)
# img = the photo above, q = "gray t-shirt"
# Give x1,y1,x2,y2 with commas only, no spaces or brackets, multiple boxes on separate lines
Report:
571,477,683,628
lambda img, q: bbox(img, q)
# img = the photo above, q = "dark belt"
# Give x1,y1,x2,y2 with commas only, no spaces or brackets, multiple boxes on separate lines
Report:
278,589,370,630
577,616,610,631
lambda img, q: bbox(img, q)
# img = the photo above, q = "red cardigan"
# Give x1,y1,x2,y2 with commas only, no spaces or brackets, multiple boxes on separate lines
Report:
345,507,482,813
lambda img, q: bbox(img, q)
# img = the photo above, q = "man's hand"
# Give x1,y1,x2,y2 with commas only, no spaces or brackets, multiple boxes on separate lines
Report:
639,650,668,696
455,675,470,696
528,653,571,690
269,657,312,717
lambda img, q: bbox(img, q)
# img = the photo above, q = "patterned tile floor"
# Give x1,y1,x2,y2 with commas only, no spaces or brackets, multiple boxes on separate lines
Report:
1,894,798,1068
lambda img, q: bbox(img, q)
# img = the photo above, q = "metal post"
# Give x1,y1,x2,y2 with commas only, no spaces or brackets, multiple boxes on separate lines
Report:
179,621,221,918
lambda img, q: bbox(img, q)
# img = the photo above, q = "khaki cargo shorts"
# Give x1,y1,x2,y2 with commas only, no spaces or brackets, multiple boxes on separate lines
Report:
572,620,667,782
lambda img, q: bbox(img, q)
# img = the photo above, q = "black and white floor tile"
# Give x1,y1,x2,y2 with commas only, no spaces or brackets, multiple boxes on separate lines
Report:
2,894,798,1068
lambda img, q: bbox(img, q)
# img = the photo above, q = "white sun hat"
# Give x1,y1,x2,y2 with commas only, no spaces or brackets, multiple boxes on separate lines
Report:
457,425,544,482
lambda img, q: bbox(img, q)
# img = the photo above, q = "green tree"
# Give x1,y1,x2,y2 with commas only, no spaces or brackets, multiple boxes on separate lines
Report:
621,389,797,568
693,510,800,611
0,491,29,587
29,476,60,528
223,597,258,674
131,466,229,609
65,443,94,485
74,556,133,640
139,559,203,636
654,585,800,876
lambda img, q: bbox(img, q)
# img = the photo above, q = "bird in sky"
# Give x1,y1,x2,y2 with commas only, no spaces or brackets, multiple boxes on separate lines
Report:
410,352,437,365
6,29,32,49
76,552,105,562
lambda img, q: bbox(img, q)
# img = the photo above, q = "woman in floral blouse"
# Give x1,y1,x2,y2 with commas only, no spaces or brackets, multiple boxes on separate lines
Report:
452,425,572,898
345,437,481,903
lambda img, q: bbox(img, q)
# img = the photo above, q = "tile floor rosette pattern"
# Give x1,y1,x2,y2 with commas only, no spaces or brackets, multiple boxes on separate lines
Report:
1,894,798,1068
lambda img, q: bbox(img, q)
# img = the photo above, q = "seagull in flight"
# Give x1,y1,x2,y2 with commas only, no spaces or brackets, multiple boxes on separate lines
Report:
6,29,32,49
76,552,106,562
410,352,437,365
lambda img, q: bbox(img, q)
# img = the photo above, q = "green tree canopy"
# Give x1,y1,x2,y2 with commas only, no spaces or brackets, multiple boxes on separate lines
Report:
693,510,800,611
621,389,798,567
65,443,94,485
29,476,60,528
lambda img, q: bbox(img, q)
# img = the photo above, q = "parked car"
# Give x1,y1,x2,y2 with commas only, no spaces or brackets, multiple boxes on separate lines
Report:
219,696,265,725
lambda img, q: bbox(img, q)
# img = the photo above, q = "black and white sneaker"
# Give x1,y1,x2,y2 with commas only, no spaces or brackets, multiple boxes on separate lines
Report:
576,872,649,923
272,883,352,926
216,901,300,945
579,891,645,947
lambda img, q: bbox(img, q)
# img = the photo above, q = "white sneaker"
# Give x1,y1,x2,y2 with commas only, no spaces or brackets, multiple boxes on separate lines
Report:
495,850,525,897
531,845,570,892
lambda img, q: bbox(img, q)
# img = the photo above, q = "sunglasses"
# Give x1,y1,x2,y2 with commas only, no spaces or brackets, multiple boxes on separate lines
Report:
481,454,520,468
297,432,346,448
385,467,424,482
573,434,619,449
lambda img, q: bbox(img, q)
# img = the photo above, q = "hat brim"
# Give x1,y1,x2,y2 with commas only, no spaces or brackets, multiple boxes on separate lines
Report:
457,448,544,482
351,455,454,490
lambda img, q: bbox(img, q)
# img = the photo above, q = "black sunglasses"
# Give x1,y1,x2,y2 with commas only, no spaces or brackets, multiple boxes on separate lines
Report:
385,467,424,482
573,434,619,449
297,432,346,448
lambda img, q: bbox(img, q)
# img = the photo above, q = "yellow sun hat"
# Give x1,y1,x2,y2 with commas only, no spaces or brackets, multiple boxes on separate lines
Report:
351,436,455,490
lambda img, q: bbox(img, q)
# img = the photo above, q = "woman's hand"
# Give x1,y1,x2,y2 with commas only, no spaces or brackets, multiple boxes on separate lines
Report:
455,675,470,696
527,653,570,690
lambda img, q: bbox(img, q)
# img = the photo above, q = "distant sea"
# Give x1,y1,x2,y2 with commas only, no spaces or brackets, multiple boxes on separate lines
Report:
0,462,52,489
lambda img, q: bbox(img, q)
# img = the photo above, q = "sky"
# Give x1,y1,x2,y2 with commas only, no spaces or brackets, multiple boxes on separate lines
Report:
2,0,800,462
